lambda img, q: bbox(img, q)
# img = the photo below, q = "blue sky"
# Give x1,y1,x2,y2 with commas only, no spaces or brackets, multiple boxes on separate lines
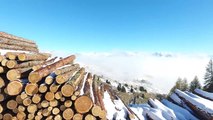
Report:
0,0,213,53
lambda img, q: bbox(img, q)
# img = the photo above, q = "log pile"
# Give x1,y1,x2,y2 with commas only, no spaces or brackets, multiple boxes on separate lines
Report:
0,32,39,52
0,32,138,120
130,88,213,120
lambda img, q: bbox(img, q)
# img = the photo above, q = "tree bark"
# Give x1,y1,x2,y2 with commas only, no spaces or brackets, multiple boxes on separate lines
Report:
28,55,75,83
0,32,36,44
0,43,38,52
0,36,38,48
18,53,51,61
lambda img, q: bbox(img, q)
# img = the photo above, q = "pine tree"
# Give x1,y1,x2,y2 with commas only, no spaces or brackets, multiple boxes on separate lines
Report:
204,59,213,92
189,76,201,92
169,77,189,94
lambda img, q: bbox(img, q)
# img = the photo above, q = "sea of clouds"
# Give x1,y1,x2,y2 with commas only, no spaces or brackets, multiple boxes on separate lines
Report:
49,50,211,94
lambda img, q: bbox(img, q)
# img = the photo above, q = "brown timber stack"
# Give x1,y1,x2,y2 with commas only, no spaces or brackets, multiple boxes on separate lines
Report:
0,32,138,120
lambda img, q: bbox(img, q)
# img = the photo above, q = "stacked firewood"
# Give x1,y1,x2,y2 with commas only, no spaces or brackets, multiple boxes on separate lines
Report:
0,52,108,120
0,32,138,120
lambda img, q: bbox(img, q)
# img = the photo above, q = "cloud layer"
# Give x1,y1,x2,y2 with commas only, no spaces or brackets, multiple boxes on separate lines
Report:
50,50,210,93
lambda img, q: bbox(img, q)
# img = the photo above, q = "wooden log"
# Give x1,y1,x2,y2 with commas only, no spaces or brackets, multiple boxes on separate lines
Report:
50,99,58,107
0,43,38,52
6,67,32,81
6,60,17,69
15,95,23,104
17,111,26,120
0,36,38,48
18,105,26,112
56,66,80,84
194,89,213,101
55,64,80,75
52,108,60,115
91,105,102,117
3,113,13,120
62,108,74,120
0,94,5,102
69,68,85,87
1,58,8,66
25,83,38,96
85,114,96,120
175,89,213,120
97,84,106,111
0,32,36,44
27,113,35,119
28,55,76,83
41,100,49,108
20,92,28,100
60,105,66,111
38,84,48,93
75,72,87,96
27,104,37,114
23,97,32,106
84,73,93,97
5,52,22,60
8,60,45,69
64,100,72,107
42,108,51,117
74,95,93,114
0,77,5,88
92,75,100,106
46,115,53,120
55,91,63,100
73,113,83,120
61,84,75,97
60,97,66,102
32,56,57,71
0,66,8,74
7,81,23,95
45,92,55,101
0,105,3,113
45,75,55,85
18,53,51,61
50,83,60,93
54,114,62,120
32,94,41,104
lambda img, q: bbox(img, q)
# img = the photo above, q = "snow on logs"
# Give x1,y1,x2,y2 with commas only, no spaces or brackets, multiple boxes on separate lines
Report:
0,32,139,120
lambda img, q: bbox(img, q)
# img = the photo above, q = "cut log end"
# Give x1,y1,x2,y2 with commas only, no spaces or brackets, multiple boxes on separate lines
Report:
27,104,37,113
56,75,65,84
25,83,38,96
28,72,41,83
6,60,17,69
17,112,26,120
85,114,96,120
7,100,18,110
63,108,74,120
3,113,13,120
45,92,55,101
73,114,83,120
7,69,20,81
91,105,102,117
0,77,5,88
7,81,23,95
17,54,26,61
61,84,74,97
74,96,93,114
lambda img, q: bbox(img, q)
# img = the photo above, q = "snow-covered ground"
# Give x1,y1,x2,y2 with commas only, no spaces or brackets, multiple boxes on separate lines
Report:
128,89,213,120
